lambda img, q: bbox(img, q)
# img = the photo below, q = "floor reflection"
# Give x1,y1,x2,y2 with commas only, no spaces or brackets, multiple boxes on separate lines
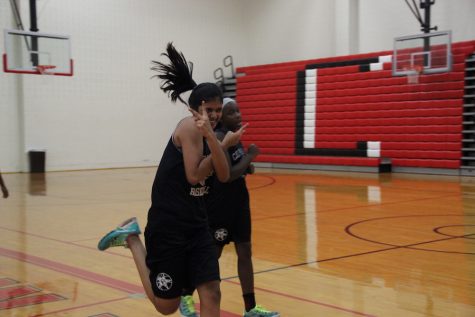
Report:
29,173,47,196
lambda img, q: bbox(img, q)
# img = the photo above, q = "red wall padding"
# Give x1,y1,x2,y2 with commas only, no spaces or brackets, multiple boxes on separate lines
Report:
235,40,475,170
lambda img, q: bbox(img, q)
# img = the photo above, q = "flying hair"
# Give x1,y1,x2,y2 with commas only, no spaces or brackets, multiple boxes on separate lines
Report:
151,42,197,105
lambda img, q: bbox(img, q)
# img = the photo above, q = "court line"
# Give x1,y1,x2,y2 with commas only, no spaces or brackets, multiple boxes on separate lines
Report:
5,209,465,315
345,214,475,254
0,247,240,317
0,246,144,294
1,213,464,315
0,226,132,259
223,280,376,317
0,245,371,316
222,246,399,279
247,175,276,190
0,293,65,310
29,296,129,317
0,284,41,301
229,219,475,279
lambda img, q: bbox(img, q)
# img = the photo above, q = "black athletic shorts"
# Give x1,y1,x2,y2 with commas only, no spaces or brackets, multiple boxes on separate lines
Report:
208,187,251,246
144,224,220,299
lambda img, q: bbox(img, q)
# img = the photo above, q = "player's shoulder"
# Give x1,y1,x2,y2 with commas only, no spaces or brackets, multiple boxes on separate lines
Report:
175,116,200,143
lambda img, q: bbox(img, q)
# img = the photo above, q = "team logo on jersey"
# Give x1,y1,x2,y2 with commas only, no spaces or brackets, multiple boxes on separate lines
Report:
232,148,245,161
190,173,211,197
214,228,228,241
190,185,209,197
155,272,173,291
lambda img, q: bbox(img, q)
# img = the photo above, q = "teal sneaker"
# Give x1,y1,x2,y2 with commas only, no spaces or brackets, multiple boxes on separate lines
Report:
179,295,199,317
97,217,141,251
243,305,280,317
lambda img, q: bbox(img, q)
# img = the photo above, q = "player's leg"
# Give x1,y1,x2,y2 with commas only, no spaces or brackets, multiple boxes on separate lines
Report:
196,280,221,317
98,218,182,315
235,242,255,309
127,234,181,314
234,191,279,317
190,227,222,317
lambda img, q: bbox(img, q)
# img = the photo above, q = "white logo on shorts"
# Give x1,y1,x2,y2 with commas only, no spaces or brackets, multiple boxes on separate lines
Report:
214,228,228,241
156,272,173,291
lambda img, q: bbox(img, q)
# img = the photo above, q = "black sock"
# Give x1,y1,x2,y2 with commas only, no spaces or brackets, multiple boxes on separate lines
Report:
243,292,256,312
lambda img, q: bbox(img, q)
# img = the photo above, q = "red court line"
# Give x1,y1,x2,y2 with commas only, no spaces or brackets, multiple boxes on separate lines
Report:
31,296,129,317
224,280,377,317
0,285,40,300
0,246,375,315
0,247,143,294
0,226,133,259
0,278,18,287
0,293,64,310
0,247,241,317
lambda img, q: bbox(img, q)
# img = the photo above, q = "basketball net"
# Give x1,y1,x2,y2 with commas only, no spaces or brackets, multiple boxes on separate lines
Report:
406,65,423,84
36,65,56,75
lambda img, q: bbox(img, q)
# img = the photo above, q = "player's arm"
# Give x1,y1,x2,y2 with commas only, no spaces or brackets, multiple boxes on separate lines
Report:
216,131,258,182
177,118,213,185
181,108,230,184
229,144,260,182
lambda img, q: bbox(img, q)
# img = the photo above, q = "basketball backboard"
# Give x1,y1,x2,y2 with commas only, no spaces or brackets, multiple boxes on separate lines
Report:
392,30,451,76
3,29,73,76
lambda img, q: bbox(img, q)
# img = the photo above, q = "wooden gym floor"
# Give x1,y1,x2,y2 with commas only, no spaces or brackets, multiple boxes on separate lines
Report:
1,167,474,316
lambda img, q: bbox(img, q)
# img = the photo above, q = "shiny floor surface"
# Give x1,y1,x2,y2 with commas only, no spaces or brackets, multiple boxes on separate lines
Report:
1,168,474,317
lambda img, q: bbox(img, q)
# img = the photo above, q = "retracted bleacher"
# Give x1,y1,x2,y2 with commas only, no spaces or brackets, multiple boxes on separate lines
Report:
236,40,475,174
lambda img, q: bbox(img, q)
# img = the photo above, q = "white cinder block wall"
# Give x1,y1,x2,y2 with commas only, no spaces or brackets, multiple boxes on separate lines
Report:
1,0,24,172
1,0,248,172
358,0,475,53
1,0,474,172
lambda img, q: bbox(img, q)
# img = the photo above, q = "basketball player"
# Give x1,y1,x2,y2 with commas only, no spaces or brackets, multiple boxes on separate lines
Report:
97,43,245,317
180,98,279,317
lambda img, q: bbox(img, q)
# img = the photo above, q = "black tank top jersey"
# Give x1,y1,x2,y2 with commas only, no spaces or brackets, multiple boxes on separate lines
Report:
207,127,247,211
148,136,213,231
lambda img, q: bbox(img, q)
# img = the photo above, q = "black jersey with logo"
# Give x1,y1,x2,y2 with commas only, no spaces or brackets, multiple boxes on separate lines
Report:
207,127,247,211
147,136,213,231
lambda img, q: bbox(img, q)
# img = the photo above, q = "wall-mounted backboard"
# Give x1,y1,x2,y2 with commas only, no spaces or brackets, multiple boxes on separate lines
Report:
3,29,73,76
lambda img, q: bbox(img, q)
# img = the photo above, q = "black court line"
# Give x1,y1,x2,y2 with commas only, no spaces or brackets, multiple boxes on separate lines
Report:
246,175,276,190
222,246,399,280
222,215,475,280
345,214,475,255
434,224,475,240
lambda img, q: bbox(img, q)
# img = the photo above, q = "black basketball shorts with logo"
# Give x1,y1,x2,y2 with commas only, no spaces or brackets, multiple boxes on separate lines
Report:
208,184,251,246
144,223,220,299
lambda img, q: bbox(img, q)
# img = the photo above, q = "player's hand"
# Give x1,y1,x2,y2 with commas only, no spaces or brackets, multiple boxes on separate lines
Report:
222,123,248,148
247,163,256,174
248,143,260,157
189,104,214,139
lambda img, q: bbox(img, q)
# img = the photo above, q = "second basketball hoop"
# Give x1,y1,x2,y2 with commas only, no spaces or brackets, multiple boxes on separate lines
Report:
406,65,423,84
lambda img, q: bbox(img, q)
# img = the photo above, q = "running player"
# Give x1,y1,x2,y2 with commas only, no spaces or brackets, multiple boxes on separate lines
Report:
97,43,245,317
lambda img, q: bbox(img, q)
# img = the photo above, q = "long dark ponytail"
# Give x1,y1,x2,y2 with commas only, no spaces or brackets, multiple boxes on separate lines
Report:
151,42,222,110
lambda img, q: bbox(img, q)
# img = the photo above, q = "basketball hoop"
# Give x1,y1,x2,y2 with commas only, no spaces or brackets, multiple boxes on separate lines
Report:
35,65,56,75
406,65,423,84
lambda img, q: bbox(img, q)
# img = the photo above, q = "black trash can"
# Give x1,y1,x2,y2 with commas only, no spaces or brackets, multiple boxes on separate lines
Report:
28,150,46,173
